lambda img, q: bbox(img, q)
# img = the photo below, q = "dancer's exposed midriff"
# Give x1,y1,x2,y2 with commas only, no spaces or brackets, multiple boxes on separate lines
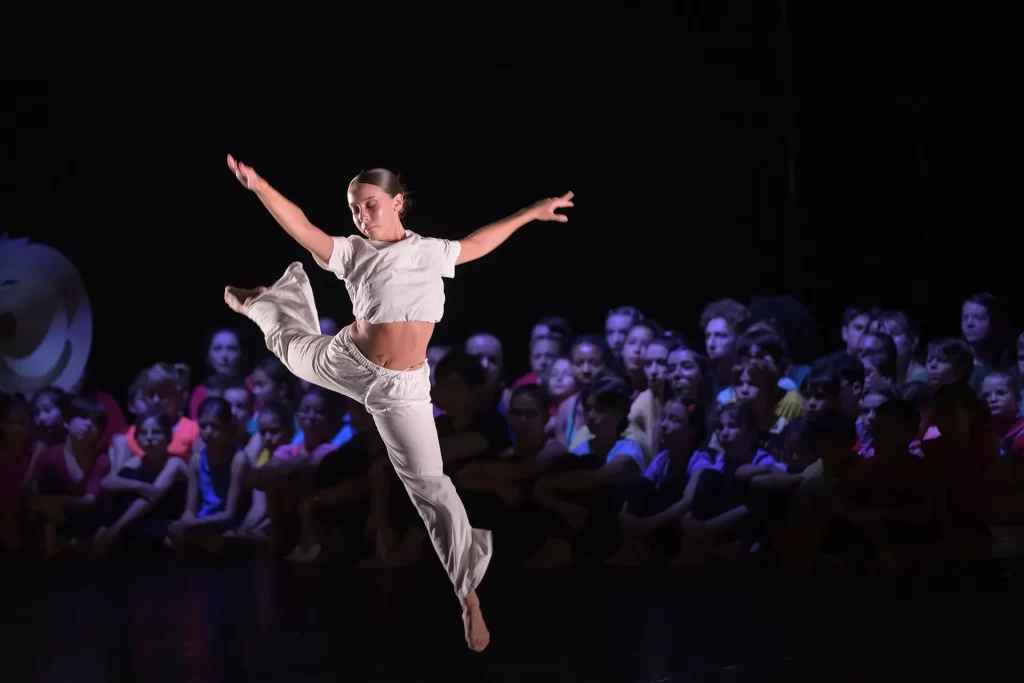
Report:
349,319,434,371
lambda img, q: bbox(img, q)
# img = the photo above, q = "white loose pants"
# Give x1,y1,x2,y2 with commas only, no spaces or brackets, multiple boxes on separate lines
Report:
245,262,492,600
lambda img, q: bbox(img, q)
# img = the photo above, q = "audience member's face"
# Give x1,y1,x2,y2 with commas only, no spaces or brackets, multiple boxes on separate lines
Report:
66,414,100,447
547,358,576,398
426,345,451,386
434,372,474,419
732,368,763,404
0,406,31,444
877,318,916,363
530,338,561,377
861,358,891,389
667,349,702,401
531,324,551,347
208,331,242,375
1018,334,1024,374
704,317,736,361
222,387,254,431
805,389,838,417
855,333,886,357
860,391,889,440
147,379,181,420
465,334,503,389
622,326,654,372
926,352,960,390
319,317,340,337
250,369,280,407
642,343,670,391
199,411,230,449
838,379,863,419
136,416,170,458
33,395,63,430
257,411,290,451
508,394,546,448
717,413,754,453
297,392,332,440
128,390,149,418
980,376,1018,423
584,395,622,440
605,314,633,357
571,343,605,390
961,301,990,344
659,401,690,450
745,343,788,377
842,314,871,355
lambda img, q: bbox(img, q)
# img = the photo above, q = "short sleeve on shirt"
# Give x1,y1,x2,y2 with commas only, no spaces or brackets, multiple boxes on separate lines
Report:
313,236,355,278
608,440,646,472
428,238,461,278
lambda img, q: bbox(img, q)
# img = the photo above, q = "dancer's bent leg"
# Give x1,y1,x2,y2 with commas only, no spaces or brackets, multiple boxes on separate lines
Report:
242,263,366,401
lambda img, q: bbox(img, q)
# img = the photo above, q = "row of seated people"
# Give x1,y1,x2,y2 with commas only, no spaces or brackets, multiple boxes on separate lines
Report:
3,347,1023,573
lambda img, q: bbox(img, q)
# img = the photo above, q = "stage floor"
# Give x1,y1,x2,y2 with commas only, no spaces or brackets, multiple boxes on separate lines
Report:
0,557,1021,682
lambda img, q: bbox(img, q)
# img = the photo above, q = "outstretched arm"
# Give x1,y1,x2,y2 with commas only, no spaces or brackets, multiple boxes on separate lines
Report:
227,154,334,265
456,192,573,265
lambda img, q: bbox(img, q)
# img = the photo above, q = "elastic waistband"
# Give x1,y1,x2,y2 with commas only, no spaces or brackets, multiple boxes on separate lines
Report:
340,326,426,382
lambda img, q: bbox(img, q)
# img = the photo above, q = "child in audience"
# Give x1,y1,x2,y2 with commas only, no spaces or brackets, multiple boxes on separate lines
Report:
556,335,614,448
672,402,781,566
605,306,643,359
777,410,860,573
169,398,251,550
118,363,200,464
628,337,677,459
187,327,249,419
31,387,68,446
832,400,939,574
545,357,576,420
701,298,750,396
925,338,975,391
94,409,189,551
860,350,897,389
857,384,898,457
524,376,644,567
665,345,711,408
289,401,383,564
610,398,710,565
979,371,1024,456
1,394,43,551
620,319,661,394
24,393,110,556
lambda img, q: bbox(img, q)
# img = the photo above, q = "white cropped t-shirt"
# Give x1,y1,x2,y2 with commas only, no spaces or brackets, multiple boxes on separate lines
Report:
314,230,461,324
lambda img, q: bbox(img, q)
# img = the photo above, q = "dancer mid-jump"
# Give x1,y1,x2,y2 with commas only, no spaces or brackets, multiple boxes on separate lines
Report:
223,154,573,651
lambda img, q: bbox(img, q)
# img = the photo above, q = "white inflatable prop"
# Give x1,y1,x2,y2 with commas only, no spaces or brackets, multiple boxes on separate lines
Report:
0,236,92,394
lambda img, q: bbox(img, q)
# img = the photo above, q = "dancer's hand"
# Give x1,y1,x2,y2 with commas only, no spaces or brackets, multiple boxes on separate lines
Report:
530,191,574,222
227,154,265,192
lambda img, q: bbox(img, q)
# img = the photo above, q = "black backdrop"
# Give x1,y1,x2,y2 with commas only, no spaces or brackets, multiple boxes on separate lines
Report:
4,5,1019,394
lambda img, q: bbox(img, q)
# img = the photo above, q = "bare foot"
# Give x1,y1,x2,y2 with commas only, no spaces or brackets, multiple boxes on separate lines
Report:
462,591,490,652
224,286,267,315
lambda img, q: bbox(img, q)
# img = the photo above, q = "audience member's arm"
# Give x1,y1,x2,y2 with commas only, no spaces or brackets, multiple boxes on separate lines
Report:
749,471,805,491
100,458,153,496
438,432,492,465
185,452,249,528
632,473,702,531
542,454,640,492
103,459,189,539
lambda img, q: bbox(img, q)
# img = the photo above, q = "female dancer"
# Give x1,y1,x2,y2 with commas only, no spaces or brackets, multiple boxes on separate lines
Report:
223,154,572,651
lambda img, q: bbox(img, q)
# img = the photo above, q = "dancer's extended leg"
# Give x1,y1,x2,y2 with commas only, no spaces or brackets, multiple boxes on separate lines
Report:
369,398,492,650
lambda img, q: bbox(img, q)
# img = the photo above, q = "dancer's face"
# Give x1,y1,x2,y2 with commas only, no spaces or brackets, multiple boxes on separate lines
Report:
348,183,404,239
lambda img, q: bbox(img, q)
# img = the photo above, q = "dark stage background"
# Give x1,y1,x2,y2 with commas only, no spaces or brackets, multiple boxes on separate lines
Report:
4,6,1019,394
